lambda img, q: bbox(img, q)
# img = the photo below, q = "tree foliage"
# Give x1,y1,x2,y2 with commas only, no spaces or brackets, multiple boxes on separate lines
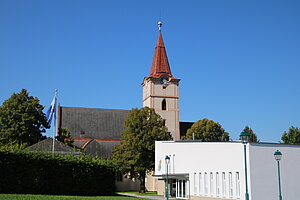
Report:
56,127,74,146
0,89,48,149
281,126,300,144
112,107,172,193
243,126,259,142
182,118,229,141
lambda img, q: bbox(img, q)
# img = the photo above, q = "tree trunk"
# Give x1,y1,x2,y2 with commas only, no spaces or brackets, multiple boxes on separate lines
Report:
139,171,146,193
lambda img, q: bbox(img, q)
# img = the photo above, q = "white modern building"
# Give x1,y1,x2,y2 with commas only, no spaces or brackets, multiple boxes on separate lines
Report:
154,141,300,200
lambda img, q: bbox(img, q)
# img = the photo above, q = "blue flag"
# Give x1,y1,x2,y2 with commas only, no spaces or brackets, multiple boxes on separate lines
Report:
46,94,57,127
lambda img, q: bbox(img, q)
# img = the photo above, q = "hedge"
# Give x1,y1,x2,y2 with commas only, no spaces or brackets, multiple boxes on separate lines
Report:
0,151,116,195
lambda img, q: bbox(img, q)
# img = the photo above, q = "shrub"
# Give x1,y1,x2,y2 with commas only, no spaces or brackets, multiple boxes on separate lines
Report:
0,150,116,195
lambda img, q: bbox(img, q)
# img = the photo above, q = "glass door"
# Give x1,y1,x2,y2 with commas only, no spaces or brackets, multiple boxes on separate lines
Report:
170,179,177,197
176,179,189,199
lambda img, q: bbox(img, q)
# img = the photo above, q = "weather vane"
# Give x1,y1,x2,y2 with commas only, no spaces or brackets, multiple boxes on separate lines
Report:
158,21,163,31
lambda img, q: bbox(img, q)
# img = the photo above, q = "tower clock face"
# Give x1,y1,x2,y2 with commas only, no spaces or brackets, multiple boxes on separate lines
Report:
161,77,169,85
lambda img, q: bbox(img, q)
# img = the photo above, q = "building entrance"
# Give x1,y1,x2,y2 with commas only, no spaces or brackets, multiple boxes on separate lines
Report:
167,178,189,199
176,179,188,199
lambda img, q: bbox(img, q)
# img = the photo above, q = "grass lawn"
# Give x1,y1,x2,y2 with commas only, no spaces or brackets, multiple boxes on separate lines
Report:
0,194,148,200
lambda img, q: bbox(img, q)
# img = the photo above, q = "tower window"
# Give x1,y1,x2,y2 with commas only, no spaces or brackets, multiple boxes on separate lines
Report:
162,99,166,110
163,119,166,126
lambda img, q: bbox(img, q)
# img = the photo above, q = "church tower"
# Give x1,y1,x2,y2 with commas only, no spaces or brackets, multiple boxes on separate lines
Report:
142,22,180,140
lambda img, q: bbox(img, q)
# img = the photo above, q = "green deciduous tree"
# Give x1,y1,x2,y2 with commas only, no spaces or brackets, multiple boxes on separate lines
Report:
56,127,74,146
112,107,172,193
281,126,300,144
0,89,48,149
182,118,229,141
243,126,259,142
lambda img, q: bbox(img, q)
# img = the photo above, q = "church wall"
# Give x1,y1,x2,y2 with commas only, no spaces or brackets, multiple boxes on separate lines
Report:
156,179,166,196
142,81,150,102
145,172,157,192
152,82,178,97
143,78,180,140
152,98,177,110
142,97,151,108
116,177,140,192
155,110,179,140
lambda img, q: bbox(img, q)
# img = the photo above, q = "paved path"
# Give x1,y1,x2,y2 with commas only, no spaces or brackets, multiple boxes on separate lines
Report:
117,192,167,200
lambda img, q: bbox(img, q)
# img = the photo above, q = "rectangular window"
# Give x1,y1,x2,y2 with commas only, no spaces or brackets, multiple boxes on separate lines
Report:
199,173,202,196
210,172,214,196
236,172,241,198
183,180,186,197
178,180,182,197
204,172,208,195
216,172,220,197
229,172,233,197
222,172,226,197
194,173,198,195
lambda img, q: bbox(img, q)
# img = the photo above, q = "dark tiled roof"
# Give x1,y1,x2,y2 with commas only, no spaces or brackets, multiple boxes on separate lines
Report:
180,122,194,138
59,106,129,139
59,106,192,157
26,138,76,153
73,139,120,158
73,140,87,148
84,140,120,158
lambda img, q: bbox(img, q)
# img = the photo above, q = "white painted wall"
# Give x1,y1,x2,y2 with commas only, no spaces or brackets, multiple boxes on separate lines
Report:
249,143,300,200
155,141,300,200
155,141,246,199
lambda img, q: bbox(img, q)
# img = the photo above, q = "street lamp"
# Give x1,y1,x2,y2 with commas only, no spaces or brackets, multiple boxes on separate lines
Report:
165,155,170,200
274,150,283,200
240,131,250,200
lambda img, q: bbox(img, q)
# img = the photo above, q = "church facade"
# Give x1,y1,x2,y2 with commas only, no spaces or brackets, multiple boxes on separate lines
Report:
57,22,191,158
57,22,189,192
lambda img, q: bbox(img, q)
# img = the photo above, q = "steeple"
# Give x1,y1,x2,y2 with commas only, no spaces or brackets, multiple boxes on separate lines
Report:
142,21,180,141
149,22,174,79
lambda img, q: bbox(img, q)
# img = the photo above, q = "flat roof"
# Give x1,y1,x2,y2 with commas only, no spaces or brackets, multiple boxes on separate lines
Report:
157,140,300,147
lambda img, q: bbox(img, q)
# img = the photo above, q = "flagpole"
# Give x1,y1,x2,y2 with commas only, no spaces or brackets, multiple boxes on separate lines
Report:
52,89,58,154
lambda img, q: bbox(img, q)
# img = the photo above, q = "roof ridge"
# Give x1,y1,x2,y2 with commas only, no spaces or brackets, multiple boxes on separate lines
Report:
60,106,130,111
82,139,94,149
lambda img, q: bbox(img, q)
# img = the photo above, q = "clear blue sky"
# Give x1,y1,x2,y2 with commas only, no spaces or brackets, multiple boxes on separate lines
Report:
1,0,299,142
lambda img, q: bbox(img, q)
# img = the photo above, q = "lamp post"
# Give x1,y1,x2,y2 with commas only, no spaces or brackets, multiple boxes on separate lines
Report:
240,131,250,200
274,150,283,200
165,155,170,200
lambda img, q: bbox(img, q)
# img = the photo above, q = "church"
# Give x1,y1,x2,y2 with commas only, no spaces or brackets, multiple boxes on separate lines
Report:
57,21,192,158
56,22,300,199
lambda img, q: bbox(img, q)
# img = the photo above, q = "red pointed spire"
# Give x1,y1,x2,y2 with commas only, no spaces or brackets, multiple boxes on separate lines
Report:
149,31,174,79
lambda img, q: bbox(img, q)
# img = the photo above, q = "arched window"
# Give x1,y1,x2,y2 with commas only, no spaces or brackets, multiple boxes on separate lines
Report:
162,99,166,110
